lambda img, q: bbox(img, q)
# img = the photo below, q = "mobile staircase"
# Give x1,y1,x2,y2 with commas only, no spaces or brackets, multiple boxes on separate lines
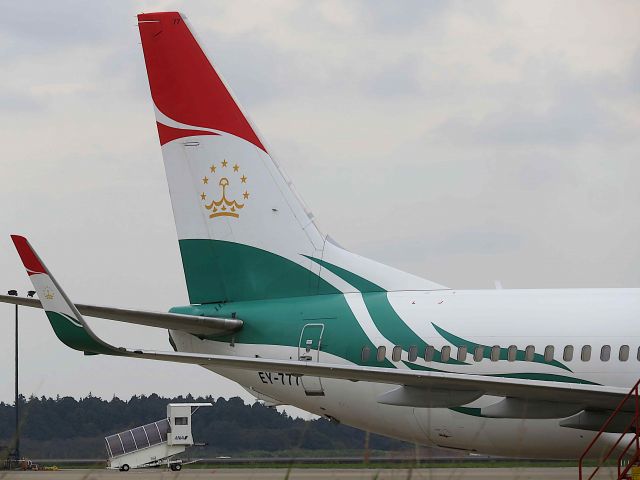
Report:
105,402,211,471
579,379,640,480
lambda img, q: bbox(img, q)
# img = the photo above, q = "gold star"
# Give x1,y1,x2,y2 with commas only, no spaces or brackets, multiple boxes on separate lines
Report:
200,192,207,201
202,176,209,184
240,175,247,183
233,164,239,172
221,159,228,168
210,164,216,173
243,191,250,199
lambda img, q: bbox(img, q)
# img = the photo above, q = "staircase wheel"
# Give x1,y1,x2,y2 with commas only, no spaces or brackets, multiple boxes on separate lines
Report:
120,464,130,472
174,464,182,471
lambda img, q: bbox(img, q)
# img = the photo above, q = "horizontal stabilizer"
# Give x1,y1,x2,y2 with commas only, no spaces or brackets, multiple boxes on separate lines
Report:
0,294,242,336
11,235,124,355
9,235,241,354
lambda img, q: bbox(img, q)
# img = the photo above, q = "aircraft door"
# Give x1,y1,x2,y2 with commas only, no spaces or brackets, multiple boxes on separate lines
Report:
298,323,325,396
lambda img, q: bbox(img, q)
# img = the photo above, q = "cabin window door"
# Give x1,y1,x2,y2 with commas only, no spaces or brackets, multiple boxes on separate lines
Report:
298,323,325,396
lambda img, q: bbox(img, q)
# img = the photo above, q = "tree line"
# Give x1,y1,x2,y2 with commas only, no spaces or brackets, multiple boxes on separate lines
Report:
0,394,411,459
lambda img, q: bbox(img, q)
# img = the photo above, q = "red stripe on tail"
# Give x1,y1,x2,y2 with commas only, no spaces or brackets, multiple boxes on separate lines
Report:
156,122,219,146
138,12,266,152
11,235,46,276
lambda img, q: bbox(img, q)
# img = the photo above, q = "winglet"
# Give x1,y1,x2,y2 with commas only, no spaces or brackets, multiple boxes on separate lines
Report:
11,235,46,275
10,235,122,356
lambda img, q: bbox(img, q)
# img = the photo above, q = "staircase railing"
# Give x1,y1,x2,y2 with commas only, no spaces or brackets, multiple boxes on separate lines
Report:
579,378,640,480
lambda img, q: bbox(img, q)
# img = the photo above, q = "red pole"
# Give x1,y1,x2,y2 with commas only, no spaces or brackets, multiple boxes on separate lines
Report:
580,379,640,480
633,383,640,476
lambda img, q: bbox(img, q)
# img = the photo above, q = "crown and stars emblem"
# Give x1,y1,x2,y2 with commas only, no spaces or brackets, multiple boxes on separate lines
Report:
200,159,249,219
44,287,54,300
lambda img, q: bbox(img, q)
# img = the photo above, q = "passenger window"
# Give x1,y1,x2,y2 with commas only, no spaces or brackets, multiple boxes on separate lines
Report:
600,345,611,362
361,346,370,362
408,345,418,362
457,345,468,361
525,345,535,361
544,345,554,362
441,346,451,362
392,345,402,362
563,345,574,361
507,345,517,362
490,345,500,362
620,345,630,361
376,346,386,362
424,345,435,362
473,346,484,362
581,345,591,361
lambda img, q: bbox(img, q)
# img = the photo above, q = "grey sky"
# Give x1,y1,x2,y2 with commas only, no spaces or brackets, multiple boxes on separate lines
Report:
0,1,638,412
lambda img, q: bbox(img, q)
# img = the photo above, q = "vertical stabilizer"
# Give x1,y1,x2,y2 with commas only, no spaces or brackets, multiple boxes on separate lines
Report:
137,12,445,304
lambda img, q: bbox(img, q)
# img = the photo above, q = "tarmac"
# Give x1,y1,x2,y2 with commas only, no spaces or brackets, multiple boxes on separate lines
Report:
0,467,612,479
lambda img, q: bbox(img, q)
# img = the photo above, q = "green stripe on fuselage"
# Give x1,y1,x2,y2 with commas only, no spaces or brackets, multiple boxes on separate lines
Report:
362,291,466,365
431,323,572,372
305,256,465,365
175,243,585,382
404,361,595,384
302,255,385,293
171,294,394,369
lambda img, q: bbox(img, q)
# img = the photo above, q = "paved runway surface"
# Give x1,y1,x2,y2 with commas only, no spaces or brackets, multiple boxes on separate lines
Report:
0,467,610,479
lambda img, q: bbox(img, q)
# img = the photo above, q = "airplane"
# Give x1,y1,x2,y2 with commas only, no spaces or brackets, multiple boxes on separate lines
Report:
2,11,639,460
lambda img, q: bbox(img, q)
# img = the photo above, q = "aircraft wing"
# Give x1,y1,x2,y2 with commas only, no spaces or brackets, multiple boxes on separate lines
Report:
125,350,631,408
82,350,636,431
9,235,634,430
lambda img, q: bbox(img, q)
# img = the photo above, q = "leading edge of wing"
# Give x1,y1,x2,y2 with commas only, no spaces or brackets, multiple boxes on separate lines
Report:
127,349,630,412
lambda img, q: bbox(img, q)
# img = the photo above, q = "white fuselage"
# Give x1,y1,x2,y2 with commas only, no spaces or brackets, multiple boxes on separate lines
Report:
170,287,640,459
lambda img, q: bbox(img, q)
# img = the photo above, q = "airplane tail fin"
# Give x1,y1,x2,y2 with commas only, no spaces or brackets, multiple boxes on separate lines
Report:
137,12,445,304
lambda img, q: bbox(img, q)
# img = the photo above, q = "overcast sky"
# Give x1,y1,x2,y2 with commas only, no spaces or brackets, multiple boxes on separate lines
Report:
0,1,638,412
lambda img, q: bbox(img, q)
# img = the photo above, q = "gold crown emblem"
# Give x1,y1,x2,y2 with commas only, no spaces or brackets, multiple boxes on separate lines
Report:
200,159,249,219
44,287,54,300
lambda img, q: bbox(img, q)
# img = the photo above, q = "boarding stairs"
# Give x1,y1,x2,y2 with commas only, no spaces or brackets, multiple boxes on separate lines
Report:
105,402,211,471
579,379,640,480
